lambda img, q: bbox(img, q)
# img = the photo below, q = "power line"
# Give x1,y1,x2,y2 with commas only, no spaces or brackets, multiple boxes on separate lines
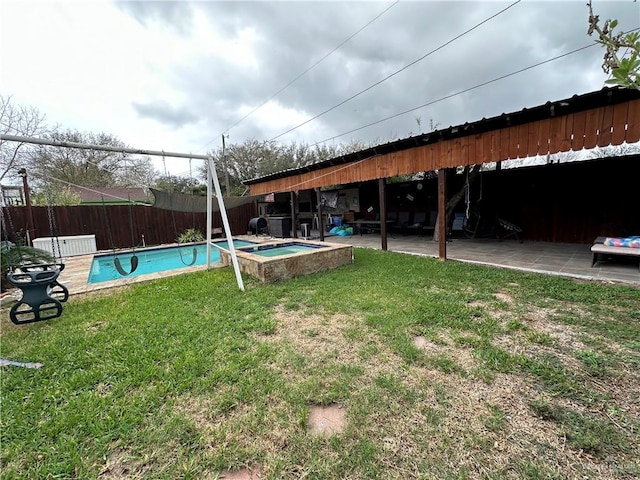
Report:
309,41,608,146
269,0,521,142
197,0,400,153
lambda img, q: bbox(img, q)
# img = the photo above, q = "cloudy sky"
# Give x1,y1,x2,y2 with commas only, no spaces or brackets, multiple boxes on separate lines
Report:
1,0,638,176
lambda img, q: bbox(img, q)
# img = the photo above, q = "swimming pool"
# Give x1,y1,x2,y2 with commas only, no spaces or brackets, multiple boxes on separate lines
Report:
87,240,255,284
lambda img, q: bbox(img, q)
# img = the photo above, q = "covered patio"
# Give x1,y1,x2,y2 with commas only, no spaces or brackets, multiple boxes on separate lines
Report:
245,87,640,263
318,231,640,285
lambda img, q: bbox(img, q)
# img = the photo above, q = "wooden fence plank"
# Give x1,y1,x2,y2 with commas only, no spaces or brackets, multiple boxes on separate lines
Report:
536,118,552,156
516,123,529,158
527,122,540,156
610,101,628,145
583,106,602,148
571,110,587,151
559,114,573,152
597,105,614,147
499,128,511,161
625,99,640,143
508,126,519,160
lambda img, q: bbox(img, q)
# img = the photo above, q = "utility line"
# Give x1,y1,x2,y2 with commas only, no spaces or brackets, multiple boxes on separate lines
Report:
269,0,521,142
197,0,400,153
309,40,616,146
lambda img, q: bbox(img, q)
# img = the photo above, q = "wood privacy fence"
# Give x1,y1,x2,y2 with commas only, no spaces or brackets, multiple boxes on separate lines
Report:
2,203,256,251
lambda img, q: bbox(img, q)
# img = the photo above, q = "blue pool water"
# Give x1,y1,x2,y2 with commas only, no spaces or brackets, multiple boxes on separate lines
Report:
239,242,326,257
88,240,255,284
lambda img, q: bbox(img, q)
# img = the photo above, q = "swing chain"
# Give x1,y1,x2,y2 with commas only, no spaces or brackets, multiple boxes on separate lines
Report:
45,188,62,262
2,202,24,268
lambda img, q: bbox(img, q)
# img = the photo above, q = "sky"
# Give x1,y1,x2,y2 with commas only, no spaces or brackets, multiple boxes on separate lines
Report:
1,0,639,177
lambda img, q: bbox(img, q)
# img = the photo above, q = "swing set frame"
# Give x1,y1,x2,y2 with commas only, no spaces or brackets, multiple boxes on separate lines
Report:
1,133,245,325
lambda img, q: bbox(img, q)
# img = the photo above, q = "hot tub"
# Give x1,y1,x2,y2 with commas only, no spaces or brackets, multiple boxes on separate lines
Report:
217,239,353,283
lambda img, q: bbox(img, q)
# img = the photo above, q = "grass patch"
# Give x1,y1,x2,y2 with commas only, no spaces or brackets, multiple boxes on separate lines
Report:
2,248,639,478
529,399,630,458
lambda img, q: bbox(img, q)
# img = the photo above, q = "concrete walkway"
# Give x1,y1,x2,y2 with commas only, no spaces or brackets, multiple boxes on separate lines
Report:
323,232,640,286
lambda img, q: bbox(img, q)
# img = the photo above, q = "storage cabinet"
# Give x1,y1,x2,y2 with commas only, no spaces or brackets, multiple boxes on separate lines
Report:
269,216,292,238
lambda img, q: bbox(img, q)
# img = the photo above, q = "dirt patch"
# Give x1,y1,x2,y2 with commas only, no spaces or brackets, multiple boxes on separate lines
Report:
262,305,404,382
380,367,630,479
467,298,511,320
413,333,477,371
88,320,106,332
493,292,514,304
307,404,346,436
413,335,439,351
467,300,487,308
95,382,112,397
98,449,144,479
496,304,589,365
217,466,262,479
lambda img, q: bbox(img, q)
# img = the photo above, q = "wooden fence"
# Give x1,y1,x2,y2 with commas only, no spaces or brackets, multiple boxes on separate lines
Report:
2,203,256,251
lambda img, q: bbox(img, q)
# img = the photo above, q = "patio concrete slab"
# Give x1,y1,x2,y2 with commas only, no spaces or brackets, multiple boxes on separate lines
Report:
322,232,640,286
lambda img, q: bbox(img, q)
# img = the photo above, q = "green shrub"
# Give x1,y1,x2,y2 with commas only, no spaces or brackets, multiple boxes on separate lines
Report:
177,228,204,243
1,241,54,291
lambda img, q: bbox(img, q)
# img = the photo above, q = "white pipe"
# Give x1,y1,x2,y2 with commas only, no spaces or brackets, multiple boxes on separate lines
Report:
206,160,212,270
209,157,244,292
0,134,210,160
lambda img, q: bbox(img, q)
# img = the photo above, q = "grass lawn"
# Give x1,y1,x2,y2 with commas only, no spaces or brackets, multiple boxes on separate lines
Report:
1,248,639,479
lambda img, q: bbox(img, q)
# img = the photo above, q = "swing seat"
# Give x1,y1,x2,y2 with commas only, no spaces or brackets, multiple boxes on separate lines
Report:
178,247,198,266
6,264,68,325
18,263,69,303
114,254,139,276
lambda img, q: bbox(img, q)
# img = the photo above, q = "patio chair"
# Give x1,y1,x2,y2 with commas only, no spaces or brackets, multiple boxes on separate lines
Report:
403,211,427,236
391,211,411,235
496,217,523,242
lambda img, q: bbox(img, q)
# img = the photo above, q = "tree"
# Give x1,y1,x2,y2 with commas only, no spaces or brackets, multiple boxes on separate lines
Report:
27,130,159,194
0,95,50,184
587,0,640,89
153,174,203,195
30,186,81,206
116,155,158,188
201,139,371,197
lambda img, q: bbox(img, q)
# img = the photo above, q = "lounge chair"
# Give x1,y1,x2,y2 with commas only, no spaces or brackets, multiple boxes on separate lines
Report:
591,236,640,270
496,217,523,242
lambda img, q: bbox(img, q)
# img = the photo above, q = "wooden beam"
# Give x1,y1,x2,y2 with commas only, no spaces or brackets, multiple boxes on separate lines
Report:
438,169,447,261
316,188,325,241
290,191,298,239
379,178,388,251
